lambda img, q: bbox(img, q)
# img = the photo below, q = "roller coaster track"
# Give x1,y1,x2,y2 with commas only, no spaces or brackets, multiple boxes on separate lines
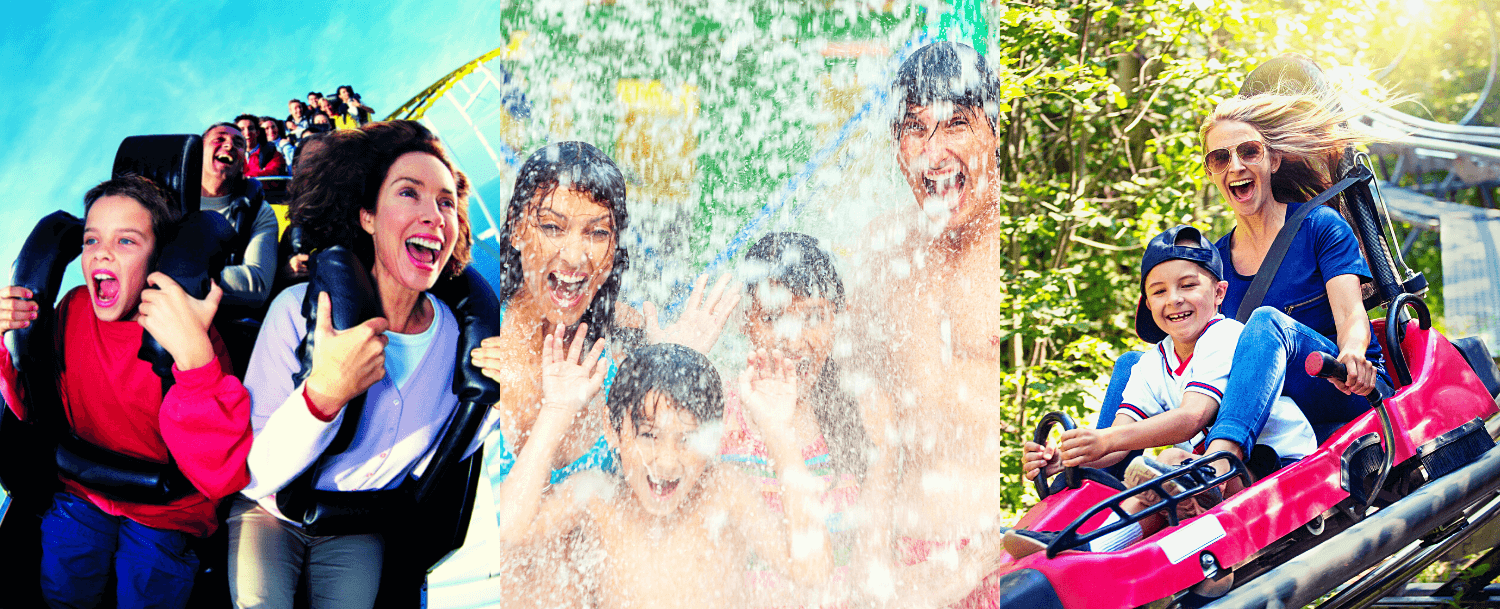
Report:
385,43,528,274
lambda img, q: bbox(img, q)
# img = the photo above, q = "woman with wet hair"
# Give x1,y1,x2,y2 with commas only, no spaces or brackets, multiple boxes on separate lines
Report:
426,141,737,607
474,141,631,481
230,120,486,609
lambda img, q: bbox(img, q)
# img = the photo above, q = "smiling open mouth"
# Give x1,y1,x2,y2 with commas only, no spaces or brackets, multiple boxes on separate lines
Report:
1228,178,1253,201
1165,310,1192,323
547,271,587,307
92,271,119,306
924,171,966,199
647,473,680,498
406,235,442,267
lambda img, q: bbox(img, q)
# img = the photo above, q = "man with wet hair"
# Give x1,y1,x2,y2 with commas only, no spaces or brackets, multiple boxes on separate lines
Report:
849,40,1006,605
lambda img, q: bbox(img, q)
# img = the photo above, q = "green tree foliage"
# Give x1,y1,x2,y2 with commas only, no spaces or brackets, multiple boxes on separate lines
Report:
983,0,1485,508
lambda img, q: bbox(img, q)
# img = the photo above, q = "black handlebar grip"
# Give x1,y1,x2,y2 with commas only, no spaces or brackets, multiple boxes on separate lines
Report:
296,246,383,456
413,266,501,501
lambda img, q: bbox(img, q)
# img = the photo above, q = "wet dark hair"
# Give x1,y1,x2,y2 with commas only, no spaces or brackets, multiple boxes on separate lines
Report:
83,173,182,265
498,141,629,345
743,232,845,308
891,41,1002,135
742,232,867,481
289,120,472,279
608,343,724,434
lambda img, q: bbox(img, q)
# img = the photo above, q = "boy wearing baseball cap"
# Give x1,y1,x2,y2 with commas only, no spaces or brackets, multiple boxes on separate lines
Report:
1009,225,1316,558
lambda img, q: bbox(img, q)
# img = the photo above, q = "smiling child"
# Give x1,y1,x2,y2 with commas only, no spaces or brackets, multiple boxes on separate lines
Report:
1012,225,1316,558
494,336,833,609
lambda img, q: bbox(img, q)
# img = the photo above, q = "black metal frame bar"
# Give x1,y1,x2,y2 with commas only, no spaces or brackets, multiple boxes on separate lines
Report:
1047,451,1251,558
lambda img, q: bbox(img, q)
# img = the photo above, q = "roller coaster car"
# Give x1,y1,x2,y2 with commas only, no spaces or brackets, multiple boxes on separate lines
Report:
988,56,1500,609
992,306,1500,609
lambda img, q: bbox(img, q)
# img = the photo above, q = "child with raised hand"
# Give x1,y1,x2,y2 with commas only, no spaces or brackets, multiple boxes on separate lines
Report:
494,327,832,609
722,232,880,606
0,175,252,609
1010,225,1316,559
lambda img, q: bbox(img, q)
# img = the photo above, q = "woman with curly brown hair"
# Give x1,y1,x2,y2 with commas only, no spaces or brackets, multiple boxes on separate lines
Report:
227,120,492,609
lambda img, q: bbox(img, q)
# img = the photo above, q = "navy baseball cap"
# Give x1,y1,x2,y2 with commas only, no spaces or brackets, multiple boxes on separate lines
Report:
1135,225,1225,343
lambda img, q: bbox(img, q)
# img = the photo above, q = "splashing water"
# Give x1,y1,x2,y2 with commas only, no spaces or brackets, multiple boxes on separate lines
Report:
427,2,1003,607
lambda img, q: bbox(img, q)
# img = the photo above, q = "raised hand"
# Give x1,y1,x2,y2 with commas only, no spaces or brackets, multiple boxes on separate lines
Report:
137,273,222,371
303,291,389,418
539,322,608,417
0,286,38,333
738,348,798,431
643,273,741,355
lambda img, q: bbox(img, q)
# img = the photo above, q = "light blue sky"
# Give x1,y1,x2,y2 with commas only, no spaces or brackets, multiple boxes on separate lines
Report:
0,0,497,284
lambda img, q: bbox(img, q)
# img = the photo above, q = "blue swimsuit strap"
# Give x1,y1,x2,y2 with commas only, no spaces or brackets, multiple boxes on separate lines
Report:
488,302,619,484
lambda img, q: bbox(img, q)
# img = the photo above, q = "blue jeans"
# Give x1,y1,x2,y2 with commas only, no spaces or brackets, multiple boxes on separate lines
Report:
1206,307,1384,452
39,492,198,609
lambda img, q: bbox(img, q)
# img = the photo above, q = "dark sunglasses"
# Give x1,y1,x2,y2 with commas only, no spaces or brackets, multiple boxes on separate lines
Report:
1204,140,1267,174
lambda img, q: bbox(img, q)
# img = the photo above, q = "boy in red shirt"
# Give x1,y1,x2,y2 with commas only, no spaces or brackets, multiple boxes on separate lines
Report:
0,175,253,609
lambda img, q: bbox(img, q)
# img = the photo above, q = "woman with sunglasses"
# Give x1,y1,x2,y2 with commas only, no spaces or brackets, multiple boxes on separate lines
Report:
1187,92,1388,485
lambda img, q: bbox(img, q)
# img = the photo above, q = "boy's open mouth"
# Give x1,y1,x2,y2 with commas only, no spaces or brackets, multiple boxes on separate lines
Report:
647,473,680,499
1164,310,1192,323
547,271,588,308
92,270,119,306
405,235,442,268
1228,178,1254,202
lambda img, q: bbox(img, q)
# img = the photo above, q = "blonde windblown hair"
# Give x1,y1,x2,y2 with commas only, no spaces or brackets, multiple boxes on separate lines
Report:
1199,93,1377,204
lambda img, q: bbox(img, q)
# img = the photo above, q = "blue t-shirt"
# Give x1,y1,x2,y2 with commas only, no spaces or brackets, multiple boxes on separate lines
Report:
1215,201,1384,365
383,293,439,391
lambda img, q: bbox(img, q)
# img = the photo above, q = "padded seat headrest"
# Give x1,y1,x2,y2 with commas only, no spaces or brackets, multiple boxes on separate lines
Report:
112,135,202,215
1239,53,1332,99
